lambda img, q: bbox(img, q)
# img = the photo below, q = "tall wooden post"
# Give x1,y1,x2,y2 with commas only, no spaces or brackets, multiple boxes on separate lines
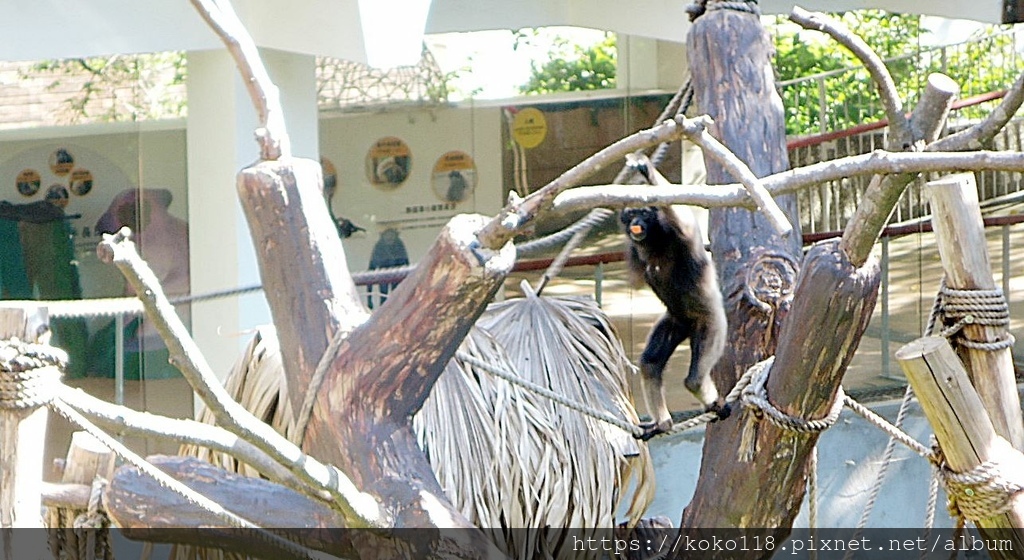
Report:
925,173,1024,451
0,304,51,529
896,337,1024,559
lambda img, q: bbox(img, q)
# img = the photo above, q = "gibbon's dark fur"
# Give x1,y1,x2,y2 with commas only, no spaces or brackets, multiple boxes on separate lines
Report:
621,205,728,439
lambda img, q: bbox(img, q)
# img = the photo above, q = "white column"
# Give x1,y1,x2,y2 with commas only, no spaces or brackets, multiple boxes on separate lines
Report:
186,48,319,380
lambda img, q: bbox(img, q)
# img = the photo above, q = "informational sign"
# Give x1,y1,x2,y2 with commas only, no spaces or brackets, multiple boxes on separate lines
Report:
321,157,338,198
45,184,69,207
69,169,93,196
430,151,477,204
49,148,74,176
365,136,411,189
16,169,41,196
511,107,547,149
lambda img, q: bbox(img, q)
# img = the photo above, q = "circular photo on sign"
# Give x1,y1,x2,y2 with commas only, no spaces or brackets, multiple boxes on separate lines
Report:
365,137,411,189
69,168,94,196
45,184,69,208
431,151,477,203
511,107,547,149
16,169,41,197
321,157,338,200
49,148,75,176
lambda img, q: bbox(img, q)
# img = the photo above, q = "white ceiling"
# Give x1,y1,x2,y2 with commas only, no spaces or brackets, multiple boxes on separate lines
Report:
0,0,1009,63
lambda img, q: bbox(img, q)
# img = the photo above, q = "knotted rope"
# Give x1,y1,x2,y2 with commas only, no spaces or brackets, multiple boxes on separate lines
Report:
737,357,846,462
934,279,1015,351
0,338,65,410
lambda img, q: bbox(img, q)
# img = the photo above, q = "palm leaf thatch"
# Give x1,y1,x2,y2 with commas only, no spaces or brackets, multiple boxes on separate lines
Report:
178,292,652,558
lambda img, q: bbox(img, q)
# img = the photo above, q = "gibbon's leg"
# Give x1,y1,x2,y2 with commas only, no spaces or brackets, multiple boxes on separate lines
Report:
637,313,690,440
686,303,730,419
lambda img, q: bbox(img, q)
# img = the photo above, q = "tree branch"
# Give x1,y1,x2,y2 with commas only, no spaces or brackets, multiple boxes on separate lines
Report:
932,70,1024,151
96,229,382,527
189,0,290,160
790,6,912,149
675,116,792,236
476,117,688,250
56,386,319,501
550,149,1024,214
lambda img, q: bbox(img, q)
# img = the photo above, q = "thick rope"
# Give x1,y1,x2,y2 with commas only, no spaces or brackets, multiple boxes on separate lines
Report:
935,277,1015,351
0,338,65,410
738,357,845,462
940,455,1024,521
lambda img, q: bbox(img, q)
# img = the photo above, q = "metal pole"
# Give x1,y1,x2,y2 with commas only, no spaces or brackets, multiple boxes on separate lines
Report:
114,314,125,406
881,236,891,378
1003,225,1011,319
817,77,828,134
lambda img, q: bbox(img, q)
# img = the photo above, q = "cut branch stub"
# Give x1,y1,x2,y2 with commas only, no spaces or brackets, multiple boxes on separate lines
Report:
304,213,515,529
237,157,369,418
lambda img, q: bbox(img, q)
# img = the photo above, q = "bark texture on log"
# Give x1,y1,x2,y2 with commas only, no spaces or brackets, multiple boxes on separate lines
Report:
687,7,802,393
107,455,356,558
682,241,879,535
237,158,369,417
303,213,515,529
683,6,807,532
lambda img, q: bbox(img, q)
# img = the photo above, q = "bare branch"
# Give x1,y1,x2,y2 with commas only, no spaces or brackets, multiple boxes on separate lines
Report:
840,74,959,265
96,229,382,527
674,115,792,236
790,6,912,148
476,117,688,250
550,149,1024,214
190,0,290,160
933,71,1024,151
56,386,320,501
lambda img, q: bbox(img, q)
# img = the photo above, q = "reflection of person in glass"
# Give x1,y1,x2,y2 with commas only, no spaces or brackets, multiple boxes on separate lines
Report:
367,228,408,308
91,188,190,378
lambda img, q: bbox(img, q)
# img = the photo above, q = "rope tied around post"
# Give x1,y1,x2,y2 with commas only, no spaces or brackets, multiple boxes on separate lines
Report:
935,279,1015,351
737,357,846,462
936,447,1024,522
0,338,65,411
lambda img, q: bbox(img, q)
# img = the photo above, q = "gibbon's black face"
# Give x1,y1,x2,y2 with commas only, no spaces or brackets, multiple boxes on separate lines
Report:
620,207,658,242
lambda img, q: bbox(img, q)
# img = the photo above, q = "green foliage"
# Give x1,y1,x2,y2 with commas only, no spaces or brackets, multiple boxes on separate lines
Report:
26,52,187,123
773,11,1021,135
518,31,616,94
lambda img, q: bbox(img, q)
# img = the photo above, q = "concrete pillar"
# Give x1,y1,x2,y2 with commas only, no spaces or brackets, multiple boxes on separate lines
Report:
186,48,319,380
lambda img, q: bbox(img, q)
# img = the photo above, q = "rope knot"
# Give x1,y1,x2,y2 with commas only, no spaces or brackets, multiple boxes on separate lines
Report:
940,458,1024,521
737,356,844,462
935,281,1014,351
0,338,65,410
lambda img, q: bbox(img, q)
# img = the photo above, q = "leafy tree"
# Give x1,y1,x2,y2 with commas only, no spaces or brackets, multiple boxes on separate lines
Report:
772,11,1020,135
518,31,616,94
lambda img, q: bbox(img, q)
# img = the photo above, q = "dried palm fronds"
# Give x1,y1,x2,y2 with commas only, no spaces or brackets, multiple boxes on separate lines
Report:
179,292,652,559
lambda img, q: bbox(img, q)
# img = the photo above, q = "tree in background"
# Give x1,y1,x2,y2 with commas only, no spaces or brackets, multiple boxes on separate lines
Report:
773,11,1019,135
518,30,616,94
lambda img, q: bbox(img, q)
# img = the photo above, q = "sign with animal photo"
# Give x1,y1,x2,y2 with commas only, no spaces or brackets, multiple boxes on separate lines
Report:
430,151,476,204
365,136,411,189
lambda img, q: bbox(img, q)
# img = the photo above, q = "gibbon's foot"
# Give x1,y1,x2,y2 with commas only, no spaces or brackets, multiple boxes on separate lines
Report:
706,402,732,422
636,420,669,441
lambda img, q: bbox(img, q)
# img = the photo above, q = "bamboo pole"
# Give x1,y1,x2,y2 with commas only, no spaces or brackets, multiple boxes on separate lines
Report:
925,173,1024,451
896,337,1024,557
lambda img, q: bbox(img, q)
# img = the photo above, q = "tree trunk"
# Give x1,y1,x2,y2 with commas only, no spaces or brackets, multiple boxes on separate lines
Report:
302,213,515,530
683,241,879,535
682,4,805,529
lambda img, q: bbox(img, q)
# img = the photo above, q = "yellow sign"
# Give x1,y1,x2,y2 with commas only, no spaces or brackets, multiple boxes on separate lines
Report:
511,107,547,149
431,151,477,203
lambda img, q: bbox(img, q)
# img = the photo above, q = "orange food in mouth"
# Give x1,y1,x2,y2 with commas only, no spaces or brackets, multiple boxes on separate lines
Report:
630,224,644,236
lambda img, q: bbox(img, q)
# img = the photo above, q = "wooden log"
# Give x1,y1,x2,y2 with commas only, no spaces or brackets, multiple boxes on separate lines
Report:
237,157,369,418
61,431,115,486
105,455,353,558
0,304,50,529
925,173,1024,451
304,213,515,531
896,337,1024,558
683,241,879,533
